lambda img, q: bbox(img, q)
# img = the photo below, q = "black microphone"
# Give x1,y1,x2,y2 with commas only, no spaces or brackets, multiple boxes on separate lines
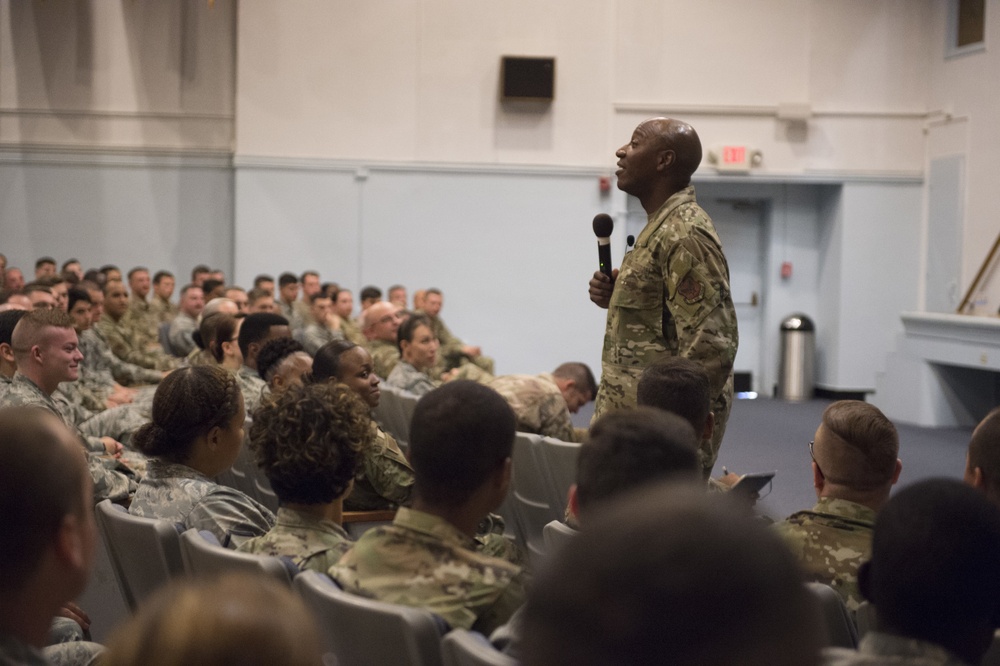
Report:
626,234,635,254
593,213,614,278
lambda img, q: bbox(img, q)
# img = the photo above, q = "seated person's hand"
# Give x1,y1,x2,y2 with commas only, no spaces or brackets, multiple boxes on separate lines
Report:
58,602,91,631
101,437,124,458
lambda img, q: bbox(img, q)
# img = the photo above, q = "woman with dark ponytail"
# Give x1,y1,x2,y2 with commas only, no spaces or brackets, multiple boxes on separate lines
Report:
129,365,274,547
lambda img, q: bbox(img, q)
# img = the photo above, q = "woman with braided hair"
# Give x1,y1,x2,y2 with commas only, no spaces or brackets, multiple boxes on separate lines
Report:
129,365,275,547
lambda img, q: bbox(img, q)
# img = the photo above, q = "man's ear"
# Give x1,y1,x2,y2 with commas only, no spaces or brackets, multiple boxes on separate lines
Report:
0,342,14,363
55,513,87,571
812,461,824,492
657,149,676,171
890,459,903,485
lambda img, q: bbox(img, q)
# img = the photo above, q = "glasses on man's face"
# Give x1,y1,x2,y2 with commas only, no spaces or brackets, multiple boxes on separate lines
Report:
809,440,824,478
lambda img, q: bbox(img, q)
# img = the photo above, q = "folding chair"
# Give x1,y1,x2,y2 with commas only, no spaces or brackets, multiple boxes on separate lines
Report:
178,528,296,585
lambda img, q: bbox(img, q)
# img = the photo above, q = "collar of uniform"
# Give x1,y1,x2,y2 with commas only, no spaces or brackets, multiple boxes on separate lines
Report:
393,507,479,550
859,632,970,665
12,372,54,403
811,497,876,526
146,459,213,483
636,185,698,248
238,364,262,382
274,507,351,539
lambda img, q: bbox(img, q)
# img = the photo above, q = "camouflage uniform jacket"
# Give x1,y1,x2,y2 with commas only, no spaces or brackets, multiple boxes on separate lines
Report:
822,632,970,666
385,360,438,396
330,507,528,634
130,459,275,548
344,423,415,511
339,316,367,346
80,327,162,387
167,312,198,357
148,294,178,326
238,507,353,574
593,186,738,472
129,294,157,340
5,374,102,453
1,374,135,503
489,373,583,443
279,300,305,332
236,365,268,416
296,322,344,356
368,339,401,380
773,497,874,611
0,373,10,400
95,311,177,371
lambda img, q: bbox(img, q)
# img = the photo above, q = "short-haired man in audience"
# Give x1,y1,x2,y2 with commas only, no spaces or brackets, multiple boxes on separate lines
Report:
5,267,25,293
127,266,155,337
167,284,205,357
387,284,407,308
61,258,83,282
420,287,495,375
489,362,596,443
96,280,177,371
277,272,303,330
412,289,427,311
34,276,69,312
963,406,1000,508
3,310,134,501
362,300,402,378
23,284,57,311
190,264,211,288
300,270,321,307
148,270,178,325
295,293,343,356
824,478,1000,666
359,285,382,312
773,400,901,611
331,381,528,635
200,278,226,301
332,288,365,345
0,310,27,398
253,274,275,297
237,312,291,415
34,256,57,280
99,265,122,284
225,286,249,314
247,287,276,314
0,407,105,666
522,484,823,666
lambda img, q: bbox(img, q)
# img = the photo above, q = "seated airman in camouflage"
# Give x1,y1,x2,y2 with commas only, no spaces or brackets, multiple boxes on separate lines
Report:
167,284,205,357
773,400,902,611
330,381,528,635
294,293,343,356
238,382,366,573
256,337,312,394
235,313,291,417
148,270,178,326
419,288,495,376
331,287,366,346
385,314,441,396
361,300,402,379
0,407,106,666
185,297,239,367
488,362,596,443
127,266,156,339
95,280,177,371
246,287,277,314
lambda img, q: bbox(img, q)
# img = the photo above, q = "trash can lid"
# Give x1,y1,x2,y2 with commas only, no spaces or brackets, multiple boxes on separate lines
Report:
780,314,815,331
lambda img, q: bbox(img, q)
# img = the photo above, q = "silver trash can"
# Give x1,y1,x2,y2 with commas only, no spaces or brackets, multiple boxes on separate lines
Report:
777,314,815,401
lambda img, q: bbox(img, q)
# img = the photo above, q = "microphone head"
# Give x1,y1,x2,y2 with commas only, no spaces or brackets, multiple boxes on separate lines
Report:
627,234,635,247
593,213,614,238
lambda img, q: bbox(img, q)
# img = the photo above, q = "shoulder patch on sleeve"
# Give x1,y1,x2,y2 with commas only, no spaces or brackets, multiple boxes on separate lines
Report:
677,275,704,304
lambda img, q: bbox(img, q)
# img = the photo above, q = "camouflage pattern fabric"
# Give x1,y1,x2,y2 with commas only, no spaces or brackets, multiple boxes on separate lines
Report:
822,632,969,666
167,312,198,357
385,360,438,396
95,311,177,371
57,378,107,415
129,294,157,340
339,316,367,346
295,322,344,356
279,300,305,332
773,497,875,611
1,374,136,503
330,507,528,634
476,512,530,569
489,373,584,443
236,365,268,416
0,632,104,666
48,616,84,644
148,294,178,326
344,424,415,511
238,507,353,574
130,459,275,548
185,347,215,367
79,328,162,387
593,186,738,474
368,339,401,380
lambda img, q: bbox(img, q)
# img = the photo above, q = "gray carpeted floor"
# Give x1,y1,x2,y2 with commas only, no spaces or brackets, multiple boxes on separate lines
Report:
574,396,974,521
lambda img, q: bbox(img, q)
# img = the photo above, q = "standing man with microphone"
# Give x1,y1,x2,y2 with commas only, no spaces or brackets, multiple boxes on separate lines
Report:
589,118,738,477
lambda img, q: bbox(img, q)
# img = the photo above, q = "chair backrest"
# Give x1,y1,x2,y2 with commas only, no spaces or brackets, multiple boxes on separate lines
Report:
223,432,263,501
294,570,445,666
178,528,295,585
157,322,174,356
542,519,577,556
374,384,417,445
806,582,859,649
441,629,517,666
509,432,563,560
95,499,185,612
537,435,580,513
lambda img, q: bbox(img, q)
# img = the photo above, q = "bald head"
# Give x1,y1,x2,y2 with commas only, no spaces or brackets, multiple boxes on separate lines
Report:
363,301,401,343
615,117,703,213
966,407,1000,506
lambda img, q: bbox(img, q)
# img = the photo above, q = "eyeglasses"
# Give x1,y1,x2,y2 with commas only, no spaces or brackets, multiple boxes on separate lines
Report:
809,440,825,479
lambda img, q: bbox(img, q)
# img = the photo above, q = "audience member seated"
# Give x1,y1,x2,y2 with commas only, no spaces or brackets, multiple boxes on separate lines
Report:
147,270,177,326
5,266,25,293
0,309,27,398
238,382,367,572
331,287,365,345
34,276,68,311
256,338,312,394
225,286,248,314
330,380,528,635
362,301,402,379
200,312,243,373
420,287,495,375
246,287,276,314
34,256,57,280
200,279,226,301
23,283,57,311
295,292,343,355
385,314,443,395
184,297,239,367
167,284,206,357
276,273,303,330
127,266,155,339
102,573,323,666
253,274,275,297
964,406,1000,508
823,479,1000,666
129,365,275,547
387,284,407,308
359,285,382,312
773,400,901,611
489,362,596,442
235,312,291,416
312,340,414,511
95,280,177,371
0,408,105,666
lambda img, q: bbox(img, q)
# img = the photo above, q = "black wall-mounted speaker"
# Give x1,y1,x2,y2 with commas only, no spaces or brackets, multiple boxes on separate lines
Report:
500,56,555,102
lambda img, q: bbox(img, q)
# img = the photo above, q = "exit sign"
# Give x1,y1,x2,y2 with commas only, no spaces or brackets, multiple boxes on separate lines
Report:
711,145,762,173
722,145,747,166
